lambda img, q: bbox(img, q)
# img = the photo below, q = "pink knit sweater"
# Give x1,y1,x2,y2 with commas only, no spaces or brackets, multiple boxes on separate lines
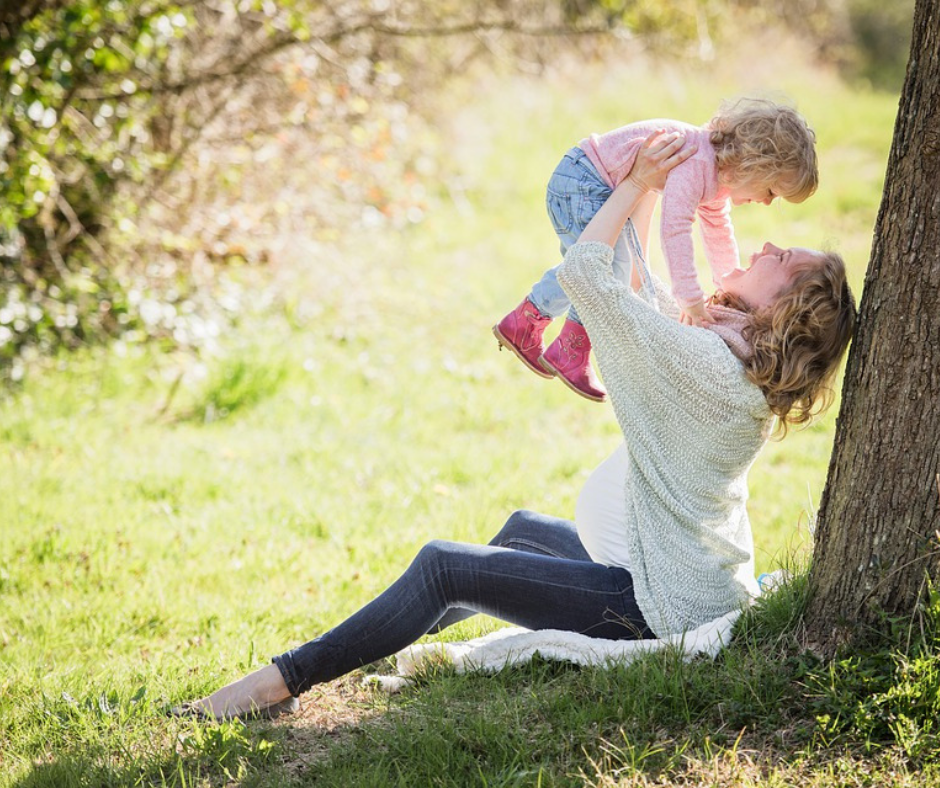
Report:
580,120,739,307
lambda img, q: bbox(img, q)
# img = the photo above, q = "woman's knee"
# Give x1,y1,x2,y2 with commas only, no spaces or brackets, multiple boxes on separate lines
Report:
414,539,459,572
491,509,540,546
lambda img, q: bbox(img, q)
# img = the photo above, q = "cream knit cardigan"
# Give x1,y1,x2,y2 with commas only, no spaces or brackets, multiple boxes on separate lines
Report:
557,240,772,637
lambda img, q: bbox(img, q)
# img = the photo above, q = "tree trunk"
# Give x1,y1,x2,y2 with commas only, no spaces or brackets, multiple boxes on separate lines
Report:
805,0,940,653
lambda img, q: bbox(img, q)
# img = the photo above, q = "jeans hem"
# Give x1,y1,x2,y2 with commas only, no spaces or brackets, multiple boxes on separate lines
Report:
271,654,301,698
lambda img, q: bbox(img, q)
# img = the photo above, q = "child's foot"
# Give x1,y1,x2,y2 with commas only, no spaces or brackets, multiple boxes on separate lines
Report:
539,320,607,402
493,298,554,379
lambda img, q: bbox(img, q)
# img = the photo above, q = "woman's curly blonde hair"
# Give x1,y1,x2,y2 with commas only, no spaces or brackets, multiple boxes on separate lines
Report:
710,97,818,203
711,252,857,437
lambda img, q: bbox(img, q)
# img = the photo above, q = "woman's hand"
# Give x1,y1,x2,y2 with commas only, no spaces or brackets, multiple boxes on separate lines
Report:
627,131,696,194
577,132,696,248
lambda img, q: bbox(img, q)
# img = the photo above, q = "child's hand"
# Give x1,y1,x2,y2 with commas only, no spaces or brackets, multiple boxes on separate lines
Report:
679,299,711,327
628,131,697,194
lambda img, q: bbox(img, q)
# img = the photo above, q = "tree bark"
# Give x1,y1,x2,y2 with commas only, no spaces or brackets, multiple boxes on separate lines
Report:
806,0,940,653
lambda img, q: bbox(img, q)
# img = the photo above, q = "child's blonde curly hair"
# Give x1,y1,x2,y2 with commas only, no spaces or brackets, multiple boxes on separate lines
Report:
709,98,818,203
712,252,856,437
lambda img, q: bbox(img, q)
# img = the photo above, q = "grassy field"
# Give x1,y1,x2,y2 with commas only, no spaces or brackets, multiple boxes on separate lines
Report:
3,36,933,787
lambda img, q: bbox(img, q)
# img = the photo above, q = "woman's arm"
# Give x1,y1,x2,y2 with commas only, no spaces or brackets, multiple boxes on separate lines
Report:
555,131,719,403
628,192,658,292
556,130,700,340
578,131,696,249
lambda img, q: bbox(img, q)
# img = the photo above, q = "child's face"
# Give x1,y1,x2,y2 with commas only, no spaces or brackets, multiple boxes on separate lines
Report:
727,179,776,206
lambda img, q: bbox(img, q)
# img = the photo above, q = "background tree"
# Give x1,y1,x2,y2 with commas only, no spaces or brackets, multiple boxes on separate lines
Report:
0,0,661,378
806,0,940,653
0,0,915,382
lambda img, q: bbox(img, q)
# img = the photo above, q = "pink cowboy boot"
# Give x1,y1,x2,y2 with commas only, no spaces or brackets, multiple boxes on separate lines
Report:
539,319,607,402
493,298,554,379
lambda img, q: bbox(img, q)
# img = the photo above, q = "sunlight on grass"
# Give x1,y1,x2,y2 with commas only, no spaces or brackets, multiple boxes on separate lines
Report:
0,36,909,788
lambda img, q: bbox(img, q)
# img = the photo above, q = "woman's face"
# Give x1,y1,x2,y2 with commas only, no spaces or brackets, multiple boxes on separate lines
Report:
720,243,823,310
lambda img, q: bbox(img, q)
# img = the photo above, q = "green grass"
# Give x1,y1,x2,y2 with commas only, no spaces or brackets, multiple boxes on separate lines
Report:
1,38,934,788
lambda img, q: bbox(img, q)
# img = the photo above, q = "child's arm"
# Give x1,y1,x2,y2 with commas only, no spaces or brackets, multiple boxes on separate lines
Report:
697,200,740,287
658,164,712,325
679,299,710,327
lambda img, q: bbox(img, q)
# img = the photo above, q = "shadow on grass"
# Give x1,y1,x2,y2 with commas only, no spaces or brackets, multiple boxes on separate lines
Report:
9,580,940,787
7,675,390,788
9,723,285,788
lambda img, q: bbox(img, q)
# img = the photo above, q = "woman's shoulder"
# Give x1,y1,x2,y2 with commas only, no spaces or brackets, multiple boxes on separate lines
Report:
666,329,770,416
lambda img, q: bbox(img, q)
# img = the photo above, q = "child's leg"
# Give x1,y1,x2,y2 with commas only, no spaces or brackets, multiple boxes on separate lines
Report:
535,156,613,400
529,149,612,322
539,195,654,402
506,149,610,399
529,221,583,321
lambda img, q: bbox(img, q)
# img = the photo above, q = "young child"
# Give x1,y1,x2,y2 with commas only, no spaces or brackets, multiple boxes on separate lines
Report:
493,98,818,402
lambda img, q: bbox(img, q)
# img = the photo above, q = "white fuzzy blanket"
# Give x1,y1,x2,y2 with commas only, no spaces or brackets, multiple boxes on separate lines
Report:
364,609,741,693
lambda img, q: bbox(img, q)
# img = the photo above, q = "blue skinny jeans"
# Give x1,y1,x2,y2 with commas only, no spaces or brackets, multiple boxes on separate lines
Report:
273,509,654,696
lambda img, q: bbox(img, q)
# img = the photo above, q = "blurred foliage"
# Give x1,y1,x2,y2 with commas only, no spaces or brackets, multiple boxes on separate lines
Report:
0,0,621,381
727,0,914,88
0,1,190,377
0,0,916,382
843,0,915,89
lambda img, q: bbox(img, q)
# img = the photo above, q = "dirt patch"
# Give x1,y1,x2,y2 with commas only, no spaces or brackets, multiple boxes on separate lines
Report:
273,674,403,776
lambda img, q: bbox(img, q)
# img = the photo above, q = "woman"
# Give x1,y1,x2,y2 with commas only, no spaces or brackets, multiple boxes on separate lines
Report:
174,132,856,720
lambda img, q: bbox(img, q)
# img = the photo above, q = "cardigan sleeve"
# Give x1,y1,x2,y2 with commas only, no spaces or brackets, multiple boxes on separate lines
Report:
557,241,768,431
558,243,739,395
650,274,682,321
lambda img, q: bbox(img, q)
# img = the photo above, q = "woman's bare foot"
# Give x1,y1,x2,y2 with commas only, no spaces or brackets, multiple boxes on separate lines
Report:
185,664,296,720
